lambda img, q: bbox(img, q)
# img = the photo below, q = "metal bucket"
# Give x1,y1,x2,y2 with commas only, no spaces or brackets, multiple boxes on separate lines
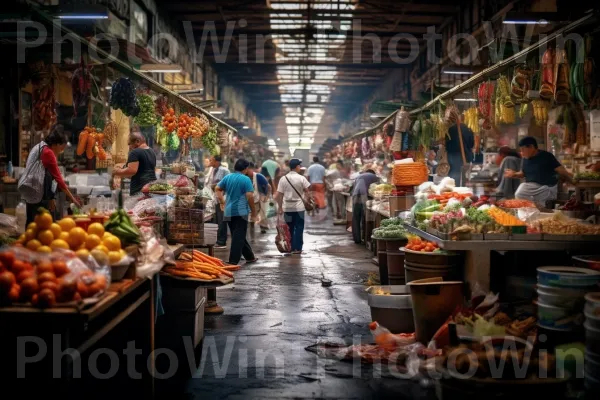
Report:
402,247,462,266
404,260,462,283
366,285,414,334
408,277,464,343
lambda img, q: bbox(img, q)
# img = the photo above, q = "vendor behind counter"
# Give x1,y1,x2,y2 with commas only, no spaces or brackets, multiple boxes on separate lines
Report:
112,132,157,195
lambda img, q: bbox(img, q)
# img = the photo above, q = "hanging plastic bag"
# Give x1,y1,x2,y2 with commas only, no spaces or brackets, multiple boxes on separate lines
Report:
266,200,277,219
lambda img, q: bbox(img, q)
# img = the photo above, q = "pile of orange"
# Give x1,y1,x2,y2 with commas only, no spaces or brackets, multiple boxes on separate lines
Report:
15,210,126,265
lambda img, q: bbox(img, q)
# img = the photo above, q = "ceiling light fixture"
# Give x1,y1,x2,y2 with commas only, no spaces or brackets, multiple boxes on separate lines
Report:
242,125,249,129
442,65,483,75
58,14,109,20
454,98,477,102
139,64,182,73
502,12,555,25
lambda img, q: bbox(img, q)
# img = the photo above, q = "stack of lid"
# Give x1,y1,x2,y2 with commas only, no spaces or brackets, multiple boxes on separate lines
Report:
536,267,600,332
585,293,600,395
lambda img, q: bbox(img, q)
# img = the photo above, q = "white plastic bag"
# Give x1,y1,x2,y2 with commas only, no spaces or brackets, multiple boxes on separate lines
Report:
18,142,46,204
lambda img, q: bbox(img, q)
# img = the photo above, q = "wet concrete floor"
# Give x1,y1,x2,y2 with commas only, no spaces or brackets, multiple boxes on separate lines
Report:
162,213,434,399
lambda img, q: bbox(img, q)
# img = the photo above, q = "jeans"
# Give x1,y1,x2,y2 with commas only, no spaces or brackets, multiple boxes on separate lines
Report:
352,200,364,244
227,216,256,265
215,204,228,246
284,211,305,252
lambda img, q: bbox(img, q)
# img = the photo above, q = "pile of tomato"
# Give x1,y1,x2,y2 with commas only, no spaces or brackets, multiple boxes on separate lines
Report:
405,237,440,252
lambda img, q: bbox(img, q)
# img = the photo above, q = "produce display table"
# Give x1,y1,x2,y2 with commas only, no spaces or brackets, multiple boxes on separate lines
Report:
574,180,600,202
404,223,600,292
0,278,155,395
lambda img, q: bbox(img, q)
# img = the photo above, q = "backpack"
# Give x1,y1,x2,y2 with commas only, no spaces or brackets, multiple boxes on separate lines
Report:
18,142,47,204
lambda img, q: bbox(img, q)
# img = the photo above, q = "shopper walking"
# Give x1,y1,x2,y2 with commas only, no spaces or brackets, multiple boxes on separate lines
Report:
19,125,81,225
205,155,230,249
215,159,258,265
275,159,311,254
247,162,271,234
351,169,379,244
307,156,327,210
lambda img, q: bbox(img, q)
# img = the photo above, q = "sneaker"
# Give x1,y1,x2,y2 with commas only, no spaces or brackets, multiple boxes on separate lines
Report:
260,229,267,234
291,250,303,255
244,258,258,265
214,244,227,249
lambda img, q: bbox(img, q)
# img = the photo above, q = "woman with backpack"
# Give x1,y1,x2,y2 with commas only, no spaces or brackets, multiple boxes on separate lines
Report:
19,126,81,225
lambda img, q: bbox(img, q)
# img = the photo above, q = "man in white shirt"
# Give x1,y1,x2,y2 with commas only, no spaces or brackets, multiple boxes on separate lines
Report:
306,156,327,210
275,158,311,254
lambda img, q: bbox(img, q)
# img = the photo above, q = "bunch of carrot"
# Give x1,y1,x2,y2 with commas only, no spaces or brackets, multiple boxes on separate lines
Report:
427,192,472,207
164,250,240,281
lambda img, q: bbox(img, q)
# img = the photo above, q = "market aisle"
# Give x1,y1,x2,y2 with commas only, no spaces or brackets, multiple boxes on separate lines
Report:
163,212,433,399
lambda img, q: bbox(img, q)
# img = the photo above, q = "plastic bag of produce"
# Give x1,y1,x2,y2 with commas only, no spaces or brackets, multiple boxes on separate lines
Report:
266,201,277,219
0,246,110,308
275,216,292,253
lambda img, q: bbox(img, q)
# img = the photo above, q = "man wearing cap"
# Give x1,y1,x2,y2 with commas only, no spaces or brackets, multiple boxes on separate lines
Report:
351,169,379,244
275,158,311,254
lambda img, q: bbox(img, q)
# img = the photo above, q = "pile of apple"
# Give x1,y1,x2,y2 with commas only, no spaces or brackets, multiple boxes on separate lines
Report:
0,249,108,308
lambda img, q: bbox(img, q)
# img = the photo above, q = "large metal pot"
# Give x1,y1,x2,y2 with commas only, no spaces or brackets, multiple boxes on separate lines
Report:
366,285,414,334
402,247,462,266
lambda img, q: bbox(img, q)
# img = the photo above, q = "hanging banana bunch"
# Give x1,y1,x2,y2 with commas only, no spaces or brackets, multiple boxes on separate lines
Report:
495,75,516,124
519,103,529,119
531,100,550,126
464,107,480,134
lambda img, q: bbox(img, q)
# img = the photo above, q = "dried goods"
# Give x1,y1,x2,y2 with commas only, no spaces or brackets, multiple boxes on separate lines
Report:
392,162,428,186
477,82,494,129
102,120,117,145
71,60,91,116
540,48,556,100
33,84,57,131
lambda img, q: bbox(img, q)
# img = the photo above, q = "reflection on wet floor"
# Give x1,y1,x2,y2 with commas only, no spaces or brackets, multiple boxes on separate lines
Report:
159,212,434,399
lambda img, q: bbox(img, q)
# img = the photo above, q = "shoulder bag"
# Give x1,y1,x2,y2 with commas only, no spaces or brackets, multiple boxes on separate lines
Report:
18,143,47,204
285,175,315,212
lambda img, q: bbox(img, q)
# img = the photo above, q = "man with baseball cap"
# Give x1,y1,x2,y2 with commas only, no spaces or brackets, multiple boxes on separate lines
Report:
275,158,311,254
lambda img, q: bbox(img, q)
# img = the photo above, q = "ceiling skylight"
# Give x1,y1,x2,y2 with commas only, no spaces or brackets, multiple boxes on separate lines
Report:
269,0,355,151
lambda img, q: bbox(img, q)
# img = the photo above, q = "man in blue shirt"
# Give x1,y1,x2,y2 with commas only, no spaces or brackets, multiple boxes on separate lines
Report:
307,156,327,210
351,169,379,244
216,159,258,265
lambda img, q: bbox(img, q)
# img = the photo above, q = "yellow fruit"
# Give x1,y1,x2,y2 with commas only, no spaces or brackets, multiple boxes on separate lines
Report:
68,227,87,249
94,244,109,254
108,251,122,264
37,246,52,254
88,223,105,238
119,249,127,258
27,222,37,232
103,232,113,239
103,235,121,252
16,234,26,244
90,249,109,265
49,223,62,238
85,234,102,250
57,217,76,232
35,212,53,230
59,232,70,242
26,239,42,251
50,239,70,251
75,249,90,260
25,229,36,241
37,229,54,246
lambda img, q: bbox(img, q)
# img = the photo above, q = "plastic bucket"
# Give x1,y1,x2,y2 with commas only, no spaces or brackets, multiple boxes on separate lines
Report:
585,307,600,330
408,277,464,344
585,293,600,317
537,300,583,331
404,260,462,283
586,321,600,355
536,287,586,309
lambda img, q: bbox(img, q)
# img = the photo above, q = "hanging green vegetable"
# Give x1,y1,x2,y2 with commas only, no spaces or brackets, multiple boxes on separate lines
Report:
134,94,158,127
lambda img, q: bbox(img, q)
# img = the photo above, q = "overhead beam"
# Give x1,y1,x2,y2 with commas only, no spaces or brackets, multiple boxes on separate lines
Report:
165,4,459,14
215,62,410,68
237,80,378,86
190,26,430,35
175,15,444,25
